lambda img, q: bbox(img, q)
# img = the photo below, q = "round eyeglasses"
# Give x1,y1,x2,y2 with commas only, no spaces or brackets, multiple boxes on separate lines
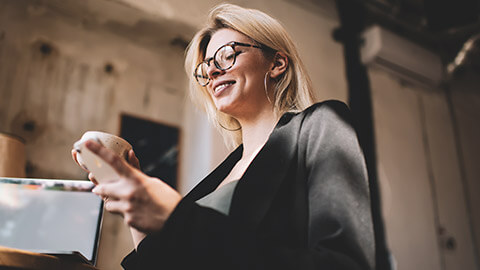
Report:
194,41,262,87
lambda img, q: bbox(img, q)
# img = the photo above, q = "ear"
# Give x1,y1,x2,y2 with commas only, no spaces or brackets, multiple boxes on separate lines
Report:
269,52,288,79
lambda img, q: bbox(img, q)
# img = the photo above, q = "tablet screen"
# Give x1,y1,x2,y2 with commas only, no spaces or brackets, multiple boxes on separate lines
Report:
0,177,103,264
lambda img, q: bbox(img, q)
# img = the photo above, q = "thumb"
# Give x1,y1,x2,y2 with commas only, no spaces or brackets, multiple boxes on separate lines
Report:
128,149,141,170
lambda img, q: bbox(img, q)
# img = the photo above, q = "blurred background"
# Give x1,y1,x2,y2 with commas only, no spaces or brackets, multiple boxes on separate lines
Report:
0,0,479,269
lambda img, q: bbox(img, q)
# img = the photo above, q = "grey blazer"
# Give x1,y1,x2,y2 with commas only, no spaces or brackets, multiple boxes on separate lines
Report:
122,100,375,270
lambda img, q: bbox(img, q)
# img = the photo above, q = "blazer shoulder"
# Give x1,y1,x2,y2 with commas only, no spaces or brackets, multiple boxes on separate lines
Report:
301,100,353,123
274,100,353,137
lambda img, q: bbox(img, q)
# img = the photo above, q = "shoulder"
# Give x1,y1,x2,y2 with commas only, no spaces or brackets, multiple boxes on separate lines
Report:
302,100,352,121
272,100,355,142
283,100,354,130
292,100,360,151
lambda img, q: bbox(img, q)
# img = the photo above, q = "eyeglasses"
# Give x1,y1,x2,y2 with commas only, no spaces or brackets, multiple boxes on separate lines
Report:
194,41,262,87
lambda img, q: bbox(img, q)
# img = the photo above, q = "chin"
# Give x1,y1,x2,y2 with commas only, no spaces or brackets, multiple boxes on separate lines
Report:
214,101,238,116
215,104,233,115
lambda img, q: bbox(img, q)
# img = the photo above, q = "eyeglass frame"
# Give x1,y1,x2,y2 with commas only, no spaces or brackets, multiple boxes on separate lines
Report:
194,41,263,87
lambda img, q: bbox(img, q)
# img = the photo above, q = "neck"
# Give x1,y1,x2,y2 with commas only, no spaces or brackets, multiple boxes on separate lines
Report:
237,106,278,159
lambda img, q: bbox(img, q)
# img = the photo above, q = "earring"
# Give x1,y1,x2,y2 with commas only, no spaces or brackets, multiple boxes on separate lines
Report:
217,119,241,131
264,71,273,104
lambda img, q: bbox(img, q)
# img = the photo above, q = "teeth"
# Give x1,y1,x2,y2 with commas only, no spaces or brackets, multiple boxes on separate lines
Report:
214,82,234,93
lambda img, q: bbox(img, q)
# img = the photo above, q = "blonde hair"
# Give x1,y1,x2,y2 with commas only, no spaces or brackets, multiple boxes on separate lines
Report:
185,3,316,148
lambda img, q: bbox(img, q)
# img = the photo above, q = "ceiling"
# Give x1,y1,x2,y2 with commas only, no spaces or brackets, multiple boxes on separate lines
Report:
35,0,480,74
35,0,194,50
290,0,480,64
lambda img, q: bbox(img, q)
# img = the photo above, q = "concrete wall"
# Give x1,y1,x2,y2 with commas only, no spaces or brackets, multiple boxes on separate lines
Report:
0,0,479,270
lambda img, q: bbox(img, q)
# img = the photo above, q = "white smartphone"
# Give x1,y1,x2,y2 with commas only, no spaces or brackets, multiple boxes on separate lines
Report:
74,141,121,184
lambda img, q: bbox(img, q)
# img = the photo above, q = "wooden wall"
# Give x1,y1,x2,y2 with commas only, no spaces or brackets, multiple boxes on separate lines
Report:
0,0,187,180
0,1,189,269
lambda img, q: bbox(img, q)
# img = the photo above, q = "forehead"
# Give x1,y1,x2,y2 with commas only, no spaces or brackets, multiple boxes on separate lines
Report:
205,28,251,58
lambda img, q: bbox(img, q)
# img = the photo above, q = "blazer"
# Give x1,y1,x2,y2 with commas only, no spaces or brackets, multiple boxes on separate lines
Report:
122,100,375,270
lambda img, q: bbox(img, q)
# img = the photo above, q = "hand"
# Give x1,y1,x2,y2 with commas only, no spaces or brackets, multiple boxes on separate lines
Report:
71,147,141,184
84,140,182,234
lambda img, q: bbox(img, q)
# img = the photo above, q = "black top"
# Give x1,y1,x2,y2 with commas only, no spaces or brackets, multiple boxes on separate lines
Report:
121,100,375,270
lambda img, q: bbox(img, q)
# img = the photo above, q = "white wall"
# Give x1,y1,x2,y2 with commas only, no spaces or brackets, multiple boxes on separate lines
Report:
449,72,480,268
422,84,477,270
370,67,479,270
370,70,442,270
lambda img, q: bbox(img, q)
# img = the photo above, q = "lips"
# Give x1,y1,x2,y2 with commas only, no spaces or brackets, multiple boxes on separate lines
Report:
212,81,236,96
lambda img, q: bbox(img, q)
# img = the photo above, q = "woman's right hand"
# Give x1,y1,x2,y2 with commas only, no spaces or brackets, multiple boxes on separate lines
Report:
72,146,148,248
84,140,182,234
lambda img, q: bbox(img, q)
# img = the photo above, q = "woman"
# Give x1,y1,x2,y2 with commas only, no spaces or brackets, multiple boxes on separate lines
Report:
76,4,375,270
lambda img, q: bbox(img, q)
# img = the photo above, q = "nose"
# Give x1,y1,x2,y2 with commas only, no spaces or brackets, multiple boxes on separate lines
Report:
206,62,224,81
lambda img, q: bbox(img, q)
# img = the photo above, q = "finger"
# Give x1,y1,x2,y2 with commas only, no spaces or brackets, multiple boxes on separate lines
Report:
88,172,99,185
92,181,136,201
72,149,89,172
128,150,141,170
71,149,78,163
103,198,127,216
123,213,139,229
85,140,134,178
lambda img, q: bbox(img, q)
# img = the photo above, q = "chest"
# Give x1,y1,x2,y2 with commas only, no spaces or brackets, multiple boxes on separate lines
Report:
216,157,251,190
216,146,264,190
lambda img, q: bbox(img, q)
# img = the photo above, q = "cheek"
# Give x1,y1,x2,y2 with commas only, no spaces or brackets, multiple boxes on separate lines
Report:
250,59,271,82
228,54,271,90
240,61,269,82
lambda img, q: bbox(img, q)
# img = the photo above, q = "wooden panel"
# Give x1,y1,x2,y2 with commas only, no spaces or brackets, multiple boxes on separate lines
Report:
0,245,97,270
0,133,26,177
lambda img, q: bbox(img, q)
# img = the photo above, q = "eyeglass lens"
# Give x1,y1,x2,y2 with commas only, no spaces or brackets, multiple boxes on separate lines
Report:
195,44,236,86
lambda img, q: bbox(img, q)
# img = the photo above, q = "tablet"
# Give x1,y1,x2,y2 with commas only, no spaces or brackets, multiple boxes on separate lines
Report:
0,177,103,265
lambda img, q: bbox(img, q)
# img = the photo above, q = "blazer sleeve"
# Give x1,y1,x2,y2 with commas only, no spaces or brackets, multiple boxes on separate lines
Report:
121,101,374,270
302,100,375,269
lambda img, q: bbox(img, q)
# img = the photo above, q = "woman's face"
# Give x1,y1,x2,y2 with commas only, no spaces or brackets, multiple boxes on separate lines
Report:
204,28,273,119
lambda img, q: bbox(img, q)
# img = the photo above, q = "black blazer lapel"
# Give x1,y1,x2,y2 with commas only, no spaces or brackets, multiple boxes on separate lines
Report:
230,113,301,230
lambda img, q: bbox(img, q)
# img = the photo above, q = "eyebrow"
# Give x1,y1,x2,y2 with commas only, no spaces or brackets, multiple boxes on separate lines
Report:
202,56,214,65
203,40,236,61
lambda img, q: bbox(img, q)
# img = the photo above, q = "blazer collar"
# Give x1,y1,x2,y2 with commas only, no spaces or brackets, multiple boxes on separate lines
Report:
184,112,300,230
183,145,243,202
230,113,299,229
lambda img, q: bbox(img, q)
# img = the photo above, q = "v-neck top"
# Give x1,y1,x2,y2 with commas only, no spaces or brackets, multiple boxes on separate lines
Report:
196,180,240,215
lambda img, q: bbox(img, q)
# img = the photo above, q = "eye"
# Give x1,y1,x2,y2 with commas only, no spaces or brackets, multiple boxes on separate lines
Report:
224,50,237,61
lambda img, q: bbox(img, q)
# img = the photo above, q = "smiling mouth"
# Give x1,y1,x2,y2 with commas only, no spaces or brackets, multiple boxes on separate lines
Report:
214,82,235,95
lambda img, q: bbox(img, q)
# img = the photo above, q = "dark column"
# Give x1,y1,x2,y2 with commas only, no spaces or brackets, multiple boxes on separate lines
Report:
334,0,391,269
